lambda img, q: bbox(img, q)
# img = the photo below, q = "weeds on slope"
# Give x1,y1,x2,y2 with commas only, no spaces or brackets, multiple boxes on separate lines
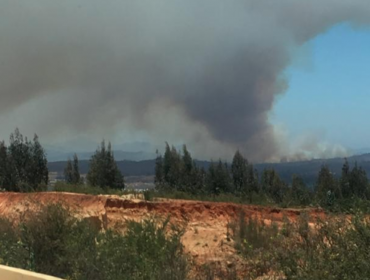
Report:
0,203,188,280
229,210,370,280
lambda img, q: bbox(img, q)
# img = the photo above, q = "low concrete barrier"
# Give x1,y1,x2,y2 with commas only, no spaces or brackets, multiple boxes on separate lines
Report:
0,265,63,280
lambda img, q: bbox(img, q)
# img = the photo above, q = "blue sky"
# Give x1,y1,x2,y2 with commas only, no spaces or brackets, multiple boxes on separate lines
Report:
272,23,370,152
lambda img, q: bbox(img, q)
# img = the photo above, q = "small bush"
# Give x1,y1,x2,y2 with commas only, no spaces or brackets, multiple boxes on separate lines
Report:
143,190,154,201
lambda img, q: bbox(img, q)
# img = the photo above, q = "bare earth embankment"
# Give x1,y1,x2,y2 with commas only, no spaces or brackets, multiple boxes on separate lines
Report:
0,192,326,277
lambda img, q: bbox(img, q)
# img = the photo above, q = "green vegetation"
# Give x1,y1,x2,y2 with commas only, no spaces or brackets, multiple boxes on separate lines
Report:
0,203,187,280
87,140,125,190
64,153,82,185
54,181,118,195
0,129,127,192
0,128,368,214
0,128,48,192
1,201,370,279
155,143,370,212
228,211,370,280
155,143,261,199
2,136,370,279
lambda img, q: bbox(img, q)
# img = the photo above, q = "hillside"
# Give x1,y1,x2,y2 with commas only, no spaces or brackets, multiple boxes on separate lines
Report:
48,159,156,177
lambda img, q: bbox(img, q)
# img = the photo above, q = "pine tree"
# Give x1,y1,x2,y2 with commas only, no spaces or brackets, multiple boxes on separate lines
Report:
28,134,48,190
181,145,195,192
231,150,248,195
349,162,368,198
261,169,287,203
340,158,351,198
182,145,193,175
154,150,164,187
162,143,182,190
1,142,17,191
8,128,32,188
247,164,259,194
207,160,232,195
290,175,311,205
106,142,124,189
0,142,9,190
170,146,182,189
315,165,338,205
190,165,206,195
72,154,81,184
64,158,74,184
206,161,218,195
87,141,124,190
6,129,48,191
163,143,172,185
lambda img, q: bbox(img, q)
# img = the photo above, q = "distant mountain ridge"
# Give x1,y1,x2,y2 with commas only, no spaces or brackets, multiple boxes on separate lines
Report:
46,150,156,162
48,153,370,185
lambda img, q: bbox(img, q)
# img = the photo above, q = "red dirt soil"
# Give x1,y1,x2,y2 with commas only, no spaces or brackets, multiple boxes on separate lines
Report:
0,192,326,276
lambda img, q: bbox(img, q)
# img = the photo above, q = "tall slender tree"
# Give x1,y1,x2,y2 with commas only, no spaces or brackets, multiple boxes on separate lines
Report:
154,150,164,186
64,158,74,184
290,175,311,205
8,128,31,186
72,154,81,184
340,158,350,198
261,169,287,203
349,162,368,198
315,165,339,205
0,141,9,190
181,145,195,192
230,150,259,201
28,134,48,190
231,150,248,195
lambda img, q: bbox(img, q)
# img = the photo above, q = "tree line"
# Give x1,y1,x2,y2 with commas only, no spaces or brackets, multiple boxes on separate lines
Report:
63,140,125,190
155,143,370,207
0,129,125,192
1,129,369,207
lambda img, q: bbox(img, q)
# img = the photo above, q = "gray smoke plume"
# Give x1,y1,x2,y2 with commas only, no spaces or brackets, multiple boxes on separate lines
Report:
0,0,369,160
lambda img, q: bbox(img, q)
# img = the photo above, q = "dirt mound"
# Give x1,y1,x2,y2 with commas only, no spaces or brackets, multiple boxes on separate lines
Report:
0,192,325,275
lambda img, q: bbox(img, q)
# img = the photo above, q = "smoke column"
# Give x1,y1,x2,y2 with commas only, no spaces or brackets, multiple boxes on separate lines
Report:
0,0,369,160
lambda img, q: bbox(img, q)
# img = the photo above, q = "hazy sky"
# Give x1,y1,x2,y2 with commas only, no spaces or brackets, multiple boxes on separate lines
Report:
0,1,369,162
272,23,370,155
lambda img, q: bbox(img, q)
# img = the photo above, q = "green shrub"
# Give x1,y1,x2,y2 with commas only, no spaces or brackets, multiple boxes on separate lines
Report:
98,217,188,280
276,214,370,280
0,203,188,280
228,211,280,279
143,190,154,201
229,210,370,280
0,218,26,267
